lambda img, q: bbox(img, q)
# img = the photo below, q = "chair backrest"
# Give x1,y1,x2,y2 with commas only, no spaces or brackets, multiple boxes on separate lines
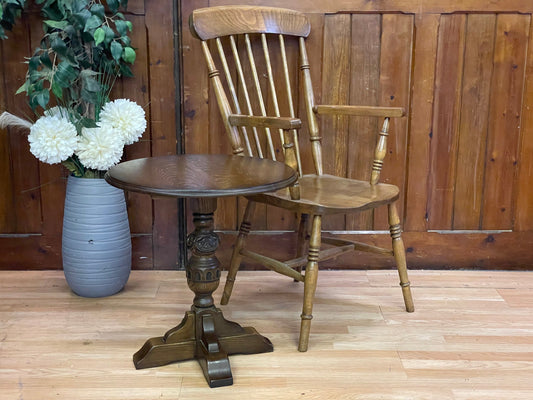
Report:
190,6,401,193
190,6,322,182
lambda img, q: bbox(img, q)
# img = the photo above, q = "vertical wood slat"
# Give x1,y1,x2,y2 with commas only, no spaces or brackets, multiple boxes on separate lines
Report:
374,14,413,229
452,14,496,230
119,13,154,268
122,14,153,236
346,13,381,230
0,24,15,232
2,15,42,233
183,0,209,155
404,13,440,232
146,0,179,268
320,13,351,231
482,14,530,230
427,14,466,230
515,19,533,231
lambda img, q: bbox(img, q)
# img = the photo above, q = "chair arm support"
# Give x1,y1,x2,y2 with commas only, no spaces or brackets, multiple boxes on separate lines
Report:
228,114,302,130
313,105,405,118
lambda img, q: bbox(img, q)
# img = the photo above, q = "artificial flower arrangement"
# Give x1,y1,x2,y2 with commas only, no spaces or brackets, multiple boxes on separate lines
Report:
0,0,146,178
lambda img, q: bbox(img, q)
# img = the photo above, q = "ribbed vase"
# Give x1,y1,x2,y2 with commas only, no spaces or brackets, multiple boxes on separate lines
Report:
62,175,131,297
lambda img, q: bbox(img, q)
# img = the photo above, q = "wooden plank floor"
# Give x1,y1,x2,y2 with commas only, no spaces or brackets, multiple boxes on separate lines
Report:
1,270,533,399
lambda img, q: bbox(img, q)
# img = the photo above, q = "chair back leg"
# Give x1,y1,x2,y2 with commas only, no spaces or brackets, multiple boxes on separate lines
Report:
221,200,256,305
298,214,322,352
388,202,415,312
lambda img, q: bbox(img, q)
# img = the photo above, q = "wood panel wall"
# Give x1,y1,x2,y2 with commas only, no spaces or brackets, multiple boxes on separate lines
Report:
182,0,533,269
1,0,533,270
0,0,180,270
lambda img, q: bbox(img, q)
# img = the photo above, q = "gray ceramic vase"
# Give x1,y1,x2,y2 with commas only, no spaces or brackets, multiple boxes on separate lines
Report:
62,175,131,297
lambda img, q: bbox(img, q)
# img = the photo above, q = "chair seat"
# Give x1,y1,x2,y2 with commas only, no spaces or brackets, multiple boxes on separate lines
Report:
247,174,400,215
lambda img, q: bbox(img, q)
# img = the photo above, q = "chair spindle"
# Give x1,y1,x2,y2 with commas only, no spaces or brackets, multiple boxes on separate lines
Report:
216,38,253,156
371,117,390,185
245,34,276,160
279,34,302,175
299,37,323,175
261,33,285,149
201,41,244,155
229,35,264,158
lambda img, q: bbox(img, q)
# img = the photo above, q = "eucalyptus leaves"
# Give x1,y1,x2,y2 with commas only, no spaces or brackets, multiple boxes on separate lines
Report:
0,0,145,177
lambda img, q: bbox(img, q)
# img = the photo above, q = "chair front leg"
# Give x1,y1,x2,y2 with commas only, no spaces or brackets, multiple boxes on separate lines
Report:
388,202,414,313
298,214,321,352
294,213,310,280
221,200,256,305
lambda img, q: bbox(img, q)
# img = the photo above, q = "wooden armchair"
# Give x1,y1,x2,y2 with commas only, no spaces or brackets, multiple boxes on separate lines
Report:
190,5,414,352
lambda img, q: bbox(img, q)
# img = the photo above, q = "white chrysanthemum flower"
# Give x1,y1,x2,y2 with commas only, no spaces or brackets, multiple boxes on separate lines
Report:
28,115,78,164
98,99,146,145
76,126,124,170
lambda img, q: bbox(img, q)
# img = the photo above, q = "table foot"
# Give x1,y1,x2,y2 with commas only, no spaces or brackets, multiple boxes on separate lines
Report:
133,308,273,387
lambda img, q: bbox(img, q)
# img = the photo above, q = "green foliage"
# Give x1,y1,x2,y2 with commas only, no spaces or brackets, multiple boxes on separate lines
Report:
1,0,135,177
0,0,135,121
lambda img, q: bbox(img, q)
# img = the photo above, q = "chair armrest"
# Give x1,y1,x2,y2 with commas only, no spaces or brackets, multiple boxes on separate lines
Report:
313,105,405,118
228,114,302,130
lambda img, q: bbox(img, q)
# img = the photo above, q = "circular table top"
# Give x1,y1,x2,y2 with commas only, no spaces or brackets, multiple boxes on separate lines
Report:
105,154,298,198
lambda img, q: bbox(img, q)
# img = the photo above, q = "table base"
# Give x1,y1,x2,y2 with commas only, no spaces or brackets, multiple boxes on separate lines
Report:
133,307,273,387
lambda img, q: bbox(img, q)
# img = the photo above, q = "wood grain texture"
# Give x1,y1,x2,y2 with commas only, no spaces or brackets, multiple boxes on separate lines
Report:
0,3,178,269
190,6,310,40
515,19,533,231
404,13,439,232
146,0,180,269
0,32,15,232
427,14,466,230
482,14,530,230
2,269,533,398
246,174,400,215
122,14,153,235
2,15,41,234
374,13,413,229
105,155,297,198
452,14,496,230
346,13,381,231
319,13,351,230
216,231,533,270
4,1,533,270
209,0,533,13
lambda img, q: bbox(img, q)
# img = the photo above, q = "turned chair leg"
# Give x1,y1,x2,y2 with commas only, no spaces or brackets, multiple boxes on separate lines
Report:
388,202,414,313
298,214,321,352
221,200,256,306
294,213,310,280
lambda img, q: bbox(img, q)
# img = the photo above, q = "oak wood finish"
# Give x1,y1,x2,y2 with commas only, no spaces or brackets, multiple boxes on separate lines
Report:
190,5,414,352
105,154,296,387
2,269,533,398
182,0,533,273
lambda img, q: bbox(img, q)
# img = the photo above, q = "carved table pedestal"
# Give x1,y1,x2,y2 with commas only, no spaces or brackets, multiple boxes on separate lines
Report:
105,154,297,387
